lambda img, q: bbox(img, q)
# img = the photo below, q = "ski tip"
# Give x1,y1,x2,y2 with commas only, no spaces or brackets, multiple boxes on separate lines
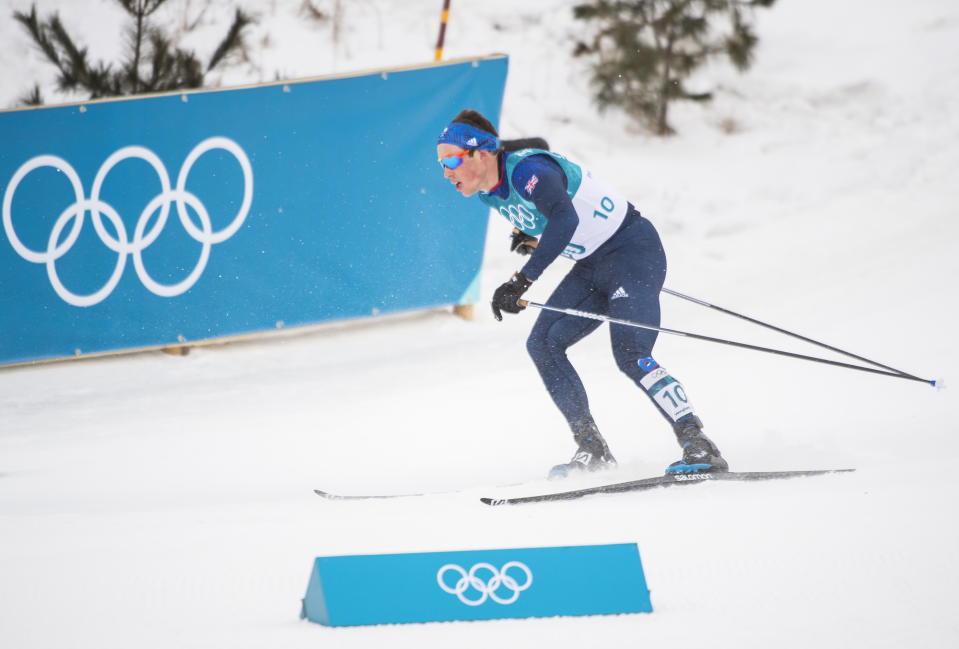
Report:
932,377,946,391
480,497,510,506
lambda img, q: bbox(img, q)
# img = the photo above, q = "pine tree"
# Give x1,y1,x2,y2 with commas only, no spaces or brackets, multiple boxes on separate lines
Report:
13,0,253,106
572,0,775,135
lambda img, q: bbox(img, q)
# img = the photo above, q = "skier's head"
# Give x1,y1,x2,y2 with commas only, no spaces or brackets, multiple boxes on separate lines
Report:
437,109,501,197
446,109,500,144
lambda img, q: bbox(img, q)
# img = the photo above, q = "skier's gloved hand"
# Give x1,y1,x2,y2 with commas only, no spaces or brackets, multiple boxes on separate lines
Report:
491,272,532,321
509,229,538,256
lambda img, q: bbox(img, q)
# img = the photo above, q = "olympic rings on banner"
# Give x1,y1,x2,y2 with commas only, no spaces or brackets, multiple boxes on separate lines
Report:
1,137,253,307
436,561,533,606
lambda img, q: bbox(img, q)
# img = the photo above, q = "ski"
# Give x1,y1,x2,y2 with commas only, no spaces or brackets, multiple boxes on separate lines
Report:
314,488,435,501
314,479,524,500
480,469,855,506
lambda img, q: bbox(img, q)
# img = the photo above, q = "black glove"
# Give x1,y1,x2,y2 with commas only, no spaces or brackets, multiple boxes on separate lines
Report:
509,230,538,256
491,273,532,321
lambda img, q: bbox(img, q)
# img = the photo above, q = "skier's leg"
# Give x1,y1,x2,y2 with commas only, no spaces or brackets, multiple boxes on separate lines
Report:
526,264,604,424
526,265,617,478
601,217,728,473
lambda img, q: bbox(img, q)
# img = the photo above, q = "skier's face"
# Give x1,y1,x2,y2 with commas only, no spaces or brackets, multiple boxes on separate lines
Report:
438,144,489,197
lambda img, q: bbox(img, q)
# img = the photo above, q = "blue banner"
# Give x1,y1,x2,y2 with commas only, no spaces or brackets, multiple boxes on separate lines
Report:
0,55,508,365
301,543,652,626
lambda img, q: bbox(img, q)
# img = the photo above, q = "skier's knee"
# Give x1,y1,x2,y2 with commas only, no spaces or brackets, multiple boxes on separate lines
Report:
614,352,653,382
526,331,548,364
614,353,636,377
527,329,570,368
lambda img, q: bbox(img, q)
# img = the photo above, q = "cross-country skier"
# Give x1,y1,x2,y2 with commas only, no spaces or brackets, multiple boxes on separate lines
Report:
436,109,729,479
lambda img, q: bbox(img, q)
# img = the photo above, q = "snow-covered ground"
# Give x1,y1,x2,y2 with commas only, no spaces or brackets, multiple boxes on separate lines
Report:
2,1,958,647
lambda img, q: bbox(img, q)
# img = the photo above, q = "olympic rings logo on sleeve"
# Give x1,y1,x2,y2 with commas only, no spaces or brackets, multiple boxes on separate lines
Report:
436,561,533,606
1,137,253,307
498,204,537,231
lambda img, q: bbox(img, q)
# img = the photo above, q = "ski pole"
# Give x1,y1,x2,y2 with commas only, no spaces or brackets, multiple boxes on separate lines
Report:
517,300,939,388
661,288,925,382
511,231,915,376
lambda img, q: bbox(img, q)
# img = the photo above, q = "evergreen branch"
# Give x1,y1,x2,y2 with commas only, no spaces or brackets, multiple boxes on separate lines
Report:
46,14,86,73
117,0,166,19
18,83,45,106
145,29,171,91
207,9,254,72
13,5,62,69
128,1,148,94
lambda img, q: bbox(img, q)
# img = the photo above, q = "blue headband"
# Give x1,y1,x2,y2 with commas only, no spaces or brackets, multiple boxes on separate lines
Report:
437,121,500,152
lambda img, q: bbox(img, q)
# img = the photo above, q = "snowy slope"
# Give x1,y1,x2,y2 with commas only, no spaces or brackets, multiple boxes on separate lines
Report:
1,1,958,648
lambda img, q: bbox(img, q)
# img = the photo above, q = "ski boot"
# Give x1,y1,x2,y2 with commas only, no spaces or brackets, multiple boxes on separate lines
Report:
666,415,729,475
548,418,618,480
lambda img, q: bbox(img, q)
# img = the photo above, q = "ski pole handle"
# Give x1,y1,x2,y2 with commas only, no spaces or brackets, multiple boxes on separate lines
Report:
512,229,539,245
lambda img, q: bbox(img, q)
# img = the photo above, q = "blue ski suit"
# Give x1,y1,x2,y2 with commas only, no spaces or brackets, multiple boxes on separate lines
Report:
478,149,697,428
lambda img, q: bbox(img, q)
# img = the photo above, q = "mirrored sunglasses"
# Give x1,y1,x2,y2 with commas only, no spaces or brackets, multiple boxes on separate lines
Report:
438,149,471,170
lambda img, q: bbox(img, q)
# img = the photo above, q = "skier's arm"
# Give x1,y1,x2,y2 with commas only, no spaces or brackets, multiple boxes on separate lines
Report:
511,156,577,281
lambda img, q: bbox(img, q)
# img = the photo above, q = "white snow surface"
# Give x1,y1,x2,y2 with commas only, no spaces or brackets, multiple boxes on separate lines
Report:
2,0,958,647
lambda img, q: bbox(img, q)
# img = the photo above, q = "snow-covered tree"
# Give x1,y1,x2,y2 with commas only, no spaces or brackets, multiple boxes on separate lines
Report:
13,0,252,106
572,0,776,135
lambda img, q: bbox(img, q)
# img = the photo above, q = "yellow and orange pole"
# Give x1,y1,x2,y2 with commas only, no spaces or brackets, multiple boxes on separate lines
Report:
435,0,451,61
